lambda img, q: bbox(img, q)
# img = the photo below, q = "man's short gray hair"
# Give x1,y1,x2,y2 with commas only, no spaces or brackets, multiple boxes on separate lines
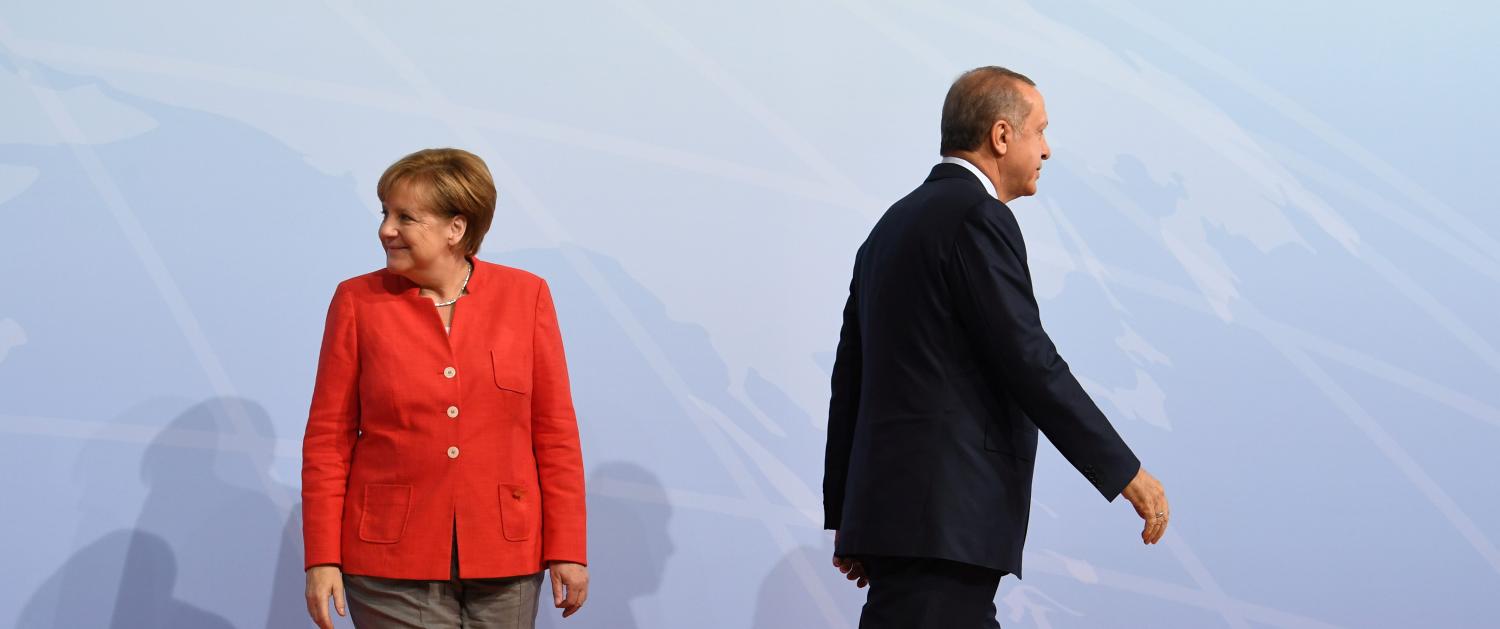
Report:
940,66,1036,155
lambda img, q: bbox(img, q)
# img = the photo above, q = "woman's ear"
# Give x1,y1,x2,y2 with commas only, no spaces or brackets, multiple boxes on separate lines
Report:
449,215,468,247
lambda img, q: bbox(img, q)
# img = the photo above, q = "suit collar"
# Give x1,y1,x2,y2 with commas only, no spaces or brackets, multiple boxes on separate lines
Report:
463,255,487,294
929,158,998,199
939,156,999,199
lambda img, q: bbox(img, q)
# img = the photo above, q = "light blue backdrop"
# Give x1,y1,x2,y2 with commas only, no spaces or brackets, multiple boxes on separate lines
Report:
2,1,1496,627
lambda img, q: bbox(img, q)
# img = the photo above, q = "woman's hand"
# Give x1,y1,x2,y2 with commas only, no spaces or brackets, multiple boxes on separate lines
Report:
304,565,347,629
548,561,589,618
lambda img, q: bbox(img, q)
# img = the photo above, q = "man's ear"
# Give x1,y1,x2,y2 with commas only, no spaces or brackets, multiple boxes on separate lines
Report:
990,119,1011,157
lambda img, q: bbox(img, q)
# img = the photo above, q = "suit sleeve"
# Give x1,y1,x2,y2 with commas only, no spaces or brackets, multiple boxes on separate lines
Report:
531,279,588,565
301,283,361,570
823,254,863,529
951,205,1140,501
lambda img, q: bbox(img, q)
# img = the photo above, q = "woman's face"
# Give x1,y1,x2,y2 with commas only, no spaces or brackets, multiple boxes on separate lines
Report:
378,181,465,276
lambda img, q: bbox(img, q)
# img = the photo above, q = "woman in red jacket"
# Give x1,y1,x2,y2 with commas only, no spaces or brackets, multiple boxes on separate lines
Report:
302,148,588,628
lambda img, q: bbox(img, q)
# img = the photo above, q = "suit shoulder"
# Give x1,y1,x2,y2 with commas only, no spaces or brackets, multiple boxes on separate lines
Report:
927,175,995,206
921,180,1009,228
333,268,393,296
952,198,1029,265
955,195,1020,233
477,260,540,281
476,260,545,287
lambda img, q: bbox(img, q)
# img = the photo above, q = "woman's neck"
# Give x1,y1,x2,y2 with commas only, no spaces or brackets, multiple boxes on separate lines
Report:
410,256,470,304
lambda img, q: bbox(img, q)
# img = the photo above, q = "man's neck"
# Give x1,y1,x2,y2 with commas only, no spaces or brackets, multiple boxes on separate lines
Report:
942,151,1010,202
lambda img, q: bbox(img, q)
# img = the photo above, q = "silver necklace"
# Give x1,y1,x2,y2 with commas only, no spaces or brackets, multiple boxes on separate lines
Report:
433,261,472,308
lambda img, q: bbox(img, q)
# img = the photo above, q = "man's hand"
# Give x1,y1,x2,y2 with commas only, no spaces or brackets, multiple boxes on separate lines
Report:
304,565,346,629
1121,466,1170,544
549,561,589,618
831,530,867,588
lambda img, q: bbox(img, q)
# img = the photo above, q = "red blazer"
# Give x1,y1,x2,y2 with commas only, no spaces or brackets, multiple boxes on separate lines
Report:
302,258,586,579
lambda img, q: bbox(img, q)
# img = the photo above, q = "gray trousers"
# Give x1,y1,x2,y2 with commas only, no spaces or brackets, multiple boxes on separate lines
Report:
343,540,544,629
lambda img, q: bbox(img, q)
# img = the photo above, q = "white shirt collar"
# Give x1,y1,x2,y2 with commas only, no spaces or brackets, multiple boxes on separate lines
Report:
940,156,998,200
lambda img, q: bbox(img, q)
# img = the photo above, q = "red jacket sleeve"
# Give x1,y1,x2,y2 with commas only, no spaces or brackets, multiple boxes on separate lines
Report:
301,283,361,570
529,279,588,565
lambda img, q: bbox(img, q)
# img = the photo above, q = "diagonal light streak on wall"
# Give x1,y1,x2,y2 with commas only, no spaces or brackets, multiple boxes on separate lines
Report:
610,0,870,205
0,21,293,513
1042,197,1130,314
1025,549,1346,629
1258,326,1500,575
1050,165,1500,433
1089,0,1500,264
1263,139,1500,285
2,38,871,214
1054,252,1500,577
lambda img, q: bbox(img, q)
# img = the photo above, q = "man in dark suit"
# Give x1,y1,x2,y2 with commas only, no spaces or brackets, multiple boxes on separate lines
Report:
823,66,1171,628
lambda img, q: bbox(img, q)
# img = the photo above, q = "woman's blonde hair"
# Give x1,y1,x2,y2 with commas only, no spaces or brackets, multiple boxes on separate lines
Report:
377,148,496,256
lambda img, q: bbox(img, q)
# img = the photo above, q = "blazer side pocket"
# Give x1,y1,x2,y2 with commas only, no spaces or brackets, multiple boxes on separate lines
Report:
498,483,536,542
358,483,413,544
983,400,1037,461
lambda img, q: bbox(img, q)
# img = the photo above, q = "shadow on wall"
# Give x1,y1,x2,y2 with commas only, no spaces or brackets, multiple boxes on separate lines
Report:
538,462,673,629
504,242,855,627
751,541,868,629
269,502,317,628
16,529,233,628
17,397,308,628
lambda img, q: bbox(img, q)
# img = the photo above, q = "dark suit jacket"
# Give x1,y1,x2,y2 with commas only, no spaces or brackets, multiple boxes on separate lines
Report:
824,163,1140,577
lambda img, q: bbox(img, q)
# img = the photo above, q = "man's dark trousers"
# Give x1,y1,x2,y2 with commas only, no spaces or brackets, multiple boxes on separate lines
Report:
858,556,1005,629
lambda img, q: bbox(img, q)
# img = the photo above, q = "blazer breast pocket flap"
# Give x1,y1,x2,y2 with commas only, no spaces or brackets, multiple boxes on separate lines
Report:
490,349,532,394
